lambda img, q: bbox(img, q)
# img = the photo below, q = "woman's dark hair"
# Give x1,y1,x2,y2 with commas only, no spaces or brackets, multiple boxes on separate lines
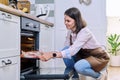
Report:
64,7,86,34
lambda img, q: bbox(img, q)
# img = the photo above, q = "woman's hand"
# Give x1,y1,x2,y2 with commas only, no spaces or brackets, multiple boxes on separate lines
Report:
39,52,53,61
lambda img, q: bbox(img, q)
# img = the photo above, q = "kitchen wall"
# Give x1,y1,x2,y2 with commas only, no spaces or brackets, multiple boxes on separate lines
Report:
30,0,55,52
107,17,120,34
106,0,120,16
29,0,55,68
29,0,107,68
29,0,54,23
106,0,120,34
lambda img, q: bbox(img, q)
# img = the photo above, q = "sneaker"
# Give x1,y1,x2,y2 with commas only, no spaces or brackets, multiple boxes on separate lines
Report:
96,69,108,80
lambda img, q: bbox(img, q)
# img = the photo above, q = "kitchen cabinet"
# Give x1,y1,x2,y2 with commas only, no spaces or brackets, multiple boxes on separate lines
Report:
0,3,53,80
0,11,20,58
0,56,20,80
0,11,20,80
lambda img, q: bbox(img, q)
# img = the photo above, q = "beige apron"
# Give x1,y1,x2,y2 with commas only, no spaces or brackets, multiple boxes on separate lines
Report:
70,34,110,72
76,48,110,72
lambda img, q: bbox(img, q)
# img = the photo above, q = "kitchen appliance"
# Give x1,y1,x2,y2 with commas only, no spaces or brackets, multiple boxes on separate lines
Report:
35,4,50,20
20,17,40,76
9,0,17,9
20,17,73,80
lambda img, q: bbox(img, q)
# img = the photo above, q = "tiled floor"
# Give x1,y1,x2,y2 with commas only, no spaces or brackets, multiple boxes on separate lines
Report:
23,66,120,80
77,66,120,80
108,66,120,80
40,66,120,80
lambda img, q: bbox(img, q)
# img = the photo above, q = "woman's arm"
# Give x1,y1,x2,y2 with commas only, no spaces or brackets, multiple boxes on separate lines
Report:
39,51,63,61
40,28,92,61
61,28,92,59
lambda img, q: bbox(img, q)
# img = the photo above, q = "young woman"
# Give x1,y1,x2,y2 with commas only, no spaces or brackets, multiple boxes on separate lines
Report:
22,7,110,80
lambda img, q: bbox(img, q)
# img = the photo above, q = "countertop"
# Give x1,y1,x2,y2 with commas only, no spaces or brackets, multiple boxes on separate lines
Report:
0,4,54,27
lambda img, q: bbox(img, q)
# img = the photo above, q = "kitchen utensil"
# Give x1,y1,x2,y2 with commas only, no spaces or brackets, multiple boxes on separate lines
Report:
35,4,50,20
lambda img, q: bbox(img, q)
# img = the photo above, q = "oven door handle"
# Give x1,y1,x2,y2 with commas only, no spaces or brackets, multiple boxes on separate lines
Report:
21,33,34,37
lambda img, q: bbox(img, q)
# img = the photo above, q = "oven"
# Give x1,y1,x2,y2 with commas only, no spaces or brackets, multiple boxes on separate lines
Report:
20,17,40,79
20,17,73,80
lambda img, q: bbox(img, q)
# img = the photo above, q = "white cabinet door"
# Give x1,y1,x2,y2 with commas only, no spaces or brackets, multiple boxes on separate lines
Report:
0,56,20,80
0,11,20,58
0,11,20,80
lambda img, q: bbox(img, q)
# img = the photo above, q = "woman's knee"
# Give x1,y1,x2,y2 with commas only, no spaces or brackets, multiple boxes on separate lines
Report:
74,59,91,74
74,61,85,74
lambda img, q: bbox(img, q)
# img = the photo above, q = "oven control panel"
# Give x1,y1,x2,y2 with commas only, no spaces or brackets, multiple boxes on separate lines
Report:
21,17,40,32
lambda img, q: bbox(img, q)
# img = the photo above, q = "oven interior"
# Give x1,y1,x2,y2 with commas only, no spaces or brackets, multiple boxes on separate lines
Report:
21,35,36,73
21,31,39,74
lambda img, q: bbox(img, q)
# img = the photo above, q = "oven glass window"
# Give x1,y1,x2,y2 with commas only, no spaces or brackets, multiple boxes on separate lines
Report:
21,36,37,72
21,36,35,51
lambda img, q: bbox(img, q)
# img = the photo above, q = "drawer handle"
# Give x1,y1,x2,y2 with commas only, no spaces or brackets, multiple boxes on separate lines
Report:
6,15,12,19
1,13,6,16
2,59,12,65
2,13,12,19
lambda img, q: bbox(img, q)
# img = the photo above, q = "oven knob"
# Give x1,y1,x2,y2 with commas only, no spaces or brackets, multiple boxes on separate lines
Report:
33,25,37,28
26,23,34,27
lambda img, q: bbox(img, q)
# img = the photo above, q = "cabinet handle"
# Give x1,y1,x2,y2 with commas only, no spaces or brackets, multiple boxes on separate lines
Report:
2,59,12,65
1,13,6,16
6,15,12,19
2,13,12,19
7,59,12,64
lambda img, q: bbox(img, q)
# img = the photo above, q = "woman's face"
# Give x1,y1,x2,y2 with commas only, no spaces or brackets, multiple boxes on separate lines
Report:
64,15,76,32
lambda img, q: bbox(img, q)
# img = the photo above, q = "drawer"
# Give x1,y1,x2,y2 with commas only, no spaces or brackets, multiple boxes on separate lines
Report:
0,56,20,80
0,11,20,23
0,11,20,58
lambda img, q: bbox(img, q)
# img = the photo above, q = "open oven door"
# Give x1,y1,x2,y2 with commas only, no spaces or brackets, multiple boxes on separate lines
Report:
21,67,74,80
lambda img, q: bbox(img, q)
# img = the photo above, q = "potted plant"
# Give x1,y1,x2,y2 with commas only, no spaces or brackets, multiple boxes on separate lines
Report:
107,34,120,66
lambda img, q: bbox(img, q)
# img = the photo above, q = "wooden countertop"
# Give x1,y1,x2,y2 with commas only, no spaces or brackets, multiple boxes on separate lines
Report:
0,4,54,27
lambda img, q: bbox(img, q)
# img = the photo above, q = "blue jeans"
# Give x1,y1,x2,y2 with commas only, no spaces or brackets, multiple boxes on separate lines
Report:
63,58,101,78
63,56,79,78
62,46,79,78
74,59,100,78
62,46,100,78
